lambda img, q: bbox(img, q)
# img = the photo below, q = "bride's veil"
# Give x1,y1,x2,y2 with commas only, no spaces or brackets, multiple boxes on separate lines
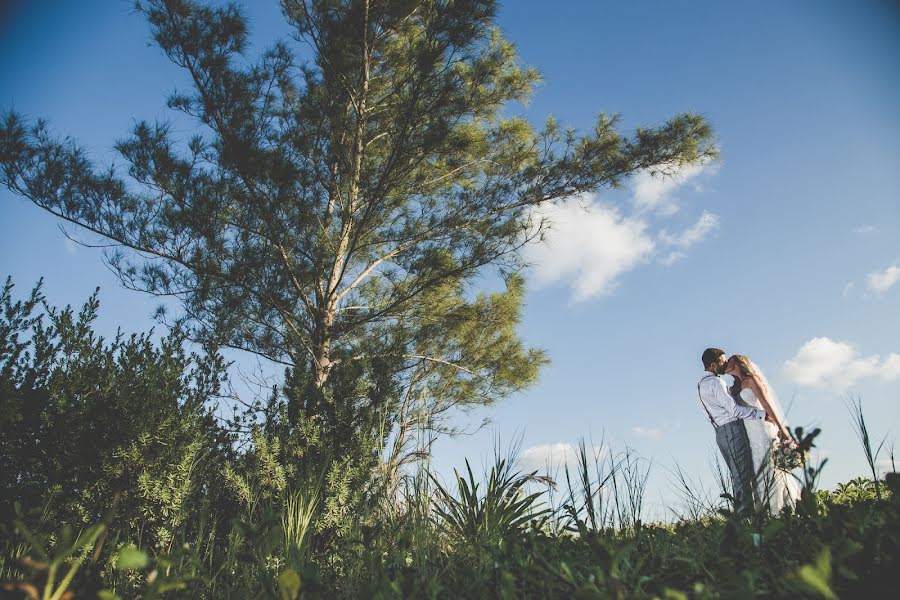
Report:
747,357,788,428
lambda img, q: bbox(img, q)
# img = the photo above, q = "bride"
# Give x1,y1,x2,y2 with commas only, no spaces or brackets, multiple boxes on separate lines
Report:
724,354,801,513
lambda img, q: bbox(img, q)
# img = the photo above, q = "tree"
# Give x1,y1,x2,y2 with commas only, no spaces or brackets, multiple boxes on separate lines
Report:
0,0,716,464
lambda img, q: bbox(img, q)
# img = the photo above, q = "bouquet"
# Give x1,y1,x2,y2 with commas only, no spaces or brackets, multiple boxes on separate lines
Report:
772,438,807,471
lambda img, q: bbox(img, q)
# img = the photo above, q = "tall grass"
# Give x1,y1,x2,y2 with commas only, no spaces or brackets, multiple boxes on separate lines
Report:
847,396,889,499
431,453,550,551
609,446,651,532
667,460,722,520
562,437,618,533
282,484,319,571
0,493,55,583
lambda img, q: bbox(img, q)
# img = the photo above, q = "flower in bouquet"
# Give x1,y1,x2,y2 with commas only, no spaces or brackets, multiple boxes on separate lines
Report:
772,438,807,471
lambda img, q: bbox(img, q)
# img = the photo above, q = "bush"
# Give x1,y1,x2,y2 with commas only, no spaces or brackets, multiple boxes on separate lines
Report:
0,278,232,595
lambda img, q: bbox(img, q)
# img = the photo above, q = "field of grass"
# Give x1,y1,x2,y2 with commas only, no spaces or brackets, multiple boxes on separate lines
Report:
2,428,897,599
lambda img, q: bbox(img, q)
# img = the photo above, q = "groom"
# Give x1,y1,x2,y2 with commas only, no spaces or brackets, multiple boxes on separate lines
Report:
698,348,770,511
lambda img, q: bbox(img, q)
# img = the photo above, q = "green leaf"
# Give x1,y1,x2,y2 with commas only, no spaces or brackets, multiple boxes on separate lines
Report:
794,548,837,600
97,592,123,600
157,581,188,593
279,569,301,600
115,546,149,570
797,565,837,599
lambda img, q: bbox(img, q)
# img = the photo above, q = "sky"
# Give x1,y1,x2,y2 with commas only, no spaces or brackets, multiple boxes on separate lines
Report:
2,0,899,519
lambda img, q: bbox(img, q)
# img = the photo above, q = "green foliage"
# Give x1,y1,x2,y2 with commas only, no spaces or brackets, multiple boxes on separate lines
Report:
0,278,231,554
789,548,837,599
3,515,106,600
0,279,230,597
282,486,318,570
2,278,899,599
431,456,549,554
114,546,149,571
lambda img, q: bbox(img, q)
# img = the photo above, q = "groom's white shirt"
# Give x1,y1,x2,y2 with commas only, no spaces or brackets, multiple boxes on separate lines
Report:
698,372,766,427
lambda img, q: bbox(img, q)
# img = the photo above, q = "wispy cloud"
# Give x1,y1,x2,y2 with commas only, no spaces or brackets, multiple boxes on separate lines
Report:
842,282,856,297
519,442,607,472
631,160,714,216
866,263,900,295
658,211,720,265
784,337,900,391
64,238,79,255
631,426,664,441
852,225,877,235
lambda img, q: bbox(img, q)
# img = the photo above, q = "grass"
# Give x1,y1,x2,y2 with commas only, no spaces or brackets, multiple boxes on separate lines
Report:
2,416,897,599
847,396,889,500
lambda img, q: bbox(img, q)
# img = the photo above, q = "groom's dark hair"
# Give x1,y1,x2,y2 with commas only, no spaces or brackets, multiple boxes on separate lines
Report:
702,348,725,369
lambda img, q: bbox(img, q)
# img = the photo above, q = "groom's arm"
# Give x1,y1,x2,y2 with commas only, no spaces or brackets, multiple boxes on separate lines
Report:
712,378,767,421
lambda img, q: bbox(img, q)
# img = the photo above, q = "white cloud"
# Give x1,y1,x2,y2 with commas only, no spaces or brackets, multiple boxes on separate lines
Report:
519,442,607,472
852,225,877,235
659,251,686,266
866,263,900,295
525,197,655,300
64,238,79,255
632,426,664,441
784,337,900,391
525,158,719,300
842,282,856,297
658,211,720,265
631,160,713,215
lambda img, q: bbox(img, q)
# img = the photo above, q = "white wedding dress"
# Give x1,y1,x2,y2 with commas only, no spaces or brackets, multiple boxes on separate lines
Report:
739,387,802,514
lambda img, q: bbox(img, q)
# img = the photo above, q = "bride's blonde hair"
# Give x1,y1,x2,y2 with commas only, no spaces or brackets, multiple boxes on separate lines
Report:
729,354,754,378
729,355,770,393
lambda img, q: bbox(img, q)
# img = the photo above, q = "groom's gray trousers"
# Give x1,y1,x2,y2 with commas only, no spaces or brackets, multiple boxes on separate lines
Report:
715,420,755,511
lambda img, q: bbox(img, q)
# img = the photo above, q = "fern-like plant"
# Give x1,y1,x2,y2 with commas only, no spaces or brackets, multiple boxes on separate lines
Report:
431,456,549,553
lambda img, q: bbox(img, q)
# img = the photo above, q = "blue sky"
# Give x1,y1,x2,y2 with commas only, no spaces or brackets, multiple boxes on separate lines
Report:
2,0,899,517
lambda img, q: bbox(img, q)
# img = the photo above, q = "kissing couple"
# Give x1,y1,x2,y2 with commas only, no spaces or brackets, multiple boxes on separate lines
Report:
698,348,801,514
